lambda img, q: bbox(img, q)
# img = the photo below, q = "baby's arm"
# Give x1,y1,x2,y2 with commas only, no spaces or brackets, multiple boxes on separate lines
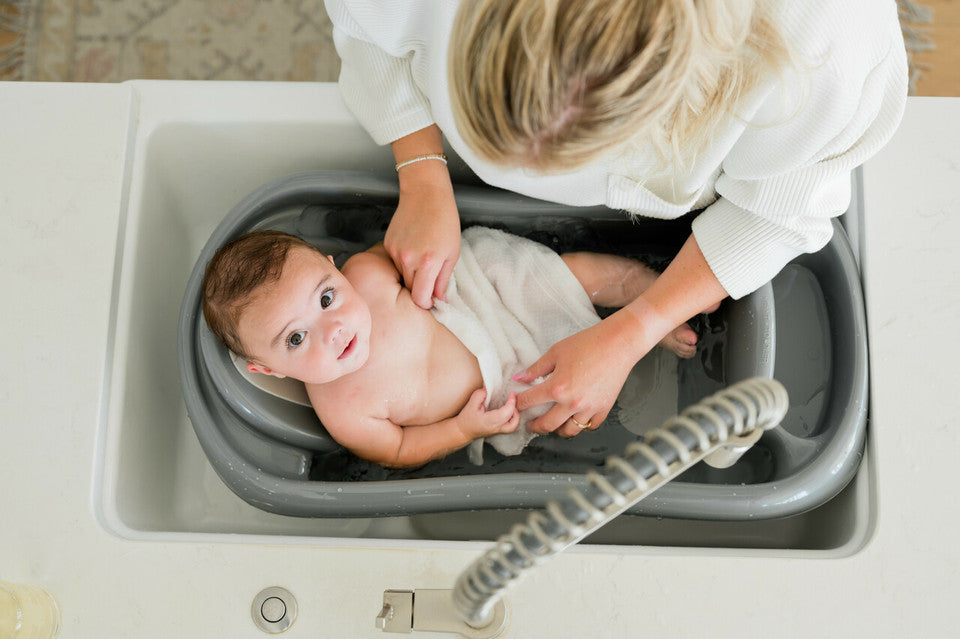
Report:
321,390,519,469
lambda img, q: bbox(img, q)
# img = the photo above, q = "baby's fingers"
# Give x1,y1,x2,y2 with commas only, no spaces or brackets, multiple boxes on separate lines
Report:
465,387,488,411
499,408,520,434
488,392,517,420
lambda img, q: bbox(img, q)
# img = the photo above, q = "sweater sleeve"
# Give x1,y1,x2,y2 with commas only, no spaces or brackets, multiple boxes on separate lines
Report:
325,0,436,145
692,9,907,300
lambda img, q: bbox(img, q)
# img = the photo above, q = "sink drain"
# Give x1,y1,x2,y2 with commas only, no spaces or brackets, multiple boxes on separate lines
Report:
252,587,298,633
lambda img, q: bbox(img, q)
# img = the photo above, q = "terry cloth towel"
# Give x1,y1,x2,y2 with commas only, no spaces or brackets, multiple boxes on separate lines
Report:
431,226,600,465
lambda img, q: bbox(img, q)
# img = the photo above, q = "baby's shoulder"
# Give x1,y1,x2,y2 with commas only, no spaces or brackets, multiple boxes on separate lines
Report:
341,245,403,308
342,244,400,288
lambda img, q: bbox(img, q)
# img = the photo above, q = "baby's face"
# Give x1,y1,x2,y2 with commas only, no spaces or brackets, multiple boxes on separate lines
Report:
236,246,372,385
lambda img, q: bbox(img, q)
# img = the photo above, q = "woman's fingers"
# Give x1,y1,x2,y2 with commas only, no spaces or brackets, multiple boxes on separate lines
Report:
434,258,456,302
408,255,443,309
516,380,555,413
555,414,601,438
393,249,453,310
528,403,606,436
514,359,558,412
526,402,571,435
515,354,555,386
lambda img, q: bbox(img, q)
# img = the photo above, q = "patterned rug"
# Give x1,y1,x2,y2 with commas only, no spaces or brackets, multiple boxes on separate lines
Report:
6,0,340,82
0,0,936,89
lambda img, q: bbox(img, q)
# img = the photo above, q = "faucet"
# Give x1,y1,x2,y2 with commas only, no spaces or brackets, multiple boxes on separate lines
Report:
375,378,789,638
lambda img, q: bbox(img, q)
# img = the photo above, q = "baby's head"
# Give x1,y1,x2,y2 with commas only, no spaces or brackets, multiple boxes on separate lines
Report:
202,230,371,385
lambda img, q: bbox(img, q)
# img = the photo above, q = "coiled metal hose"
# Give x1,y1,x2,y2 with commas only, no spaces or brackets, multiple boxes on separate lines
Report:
452,377,789,628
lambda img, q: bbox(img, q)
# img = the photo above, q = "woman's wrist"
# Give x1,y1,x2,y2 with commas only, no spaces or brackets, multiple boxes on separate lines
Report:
391,125,444,165
614,234,728,359
390,124,453,196
607,296,672,362
396,155,453,195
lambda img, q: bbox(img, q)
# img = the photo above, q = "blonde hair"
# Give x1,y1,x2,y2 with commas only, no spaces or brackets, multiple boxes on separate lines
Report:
449,0,795,172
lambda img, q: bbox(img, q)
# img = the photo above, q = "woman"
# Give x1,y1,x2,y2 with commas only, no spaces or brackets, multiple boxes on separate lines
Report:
324,0,907,438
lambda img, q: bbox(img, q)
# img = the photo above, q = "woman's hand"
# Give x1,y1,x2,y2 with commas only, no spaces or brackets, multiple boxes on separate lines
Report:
516,234,729,437
385,175,461,308
515,312,650,438
388,125,460,308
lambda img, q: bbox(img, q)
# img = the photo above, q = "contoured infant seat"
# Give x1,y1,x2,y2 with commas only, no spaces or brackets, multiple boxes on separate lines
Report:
178,171,868,520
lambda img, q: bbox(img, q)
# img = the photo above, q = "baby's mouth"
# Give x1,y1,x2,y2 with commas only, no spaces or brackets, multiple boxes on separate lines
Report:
338,335,358,360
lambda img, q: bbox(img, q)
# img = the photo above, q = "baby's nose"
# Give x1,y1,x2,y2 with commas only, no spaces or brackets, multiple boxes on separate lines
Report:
322,321,343,344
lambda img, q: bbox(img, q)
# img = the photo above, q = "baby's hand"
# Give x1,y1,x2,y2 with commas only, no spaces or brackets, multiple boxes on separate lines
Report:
457,389,520,440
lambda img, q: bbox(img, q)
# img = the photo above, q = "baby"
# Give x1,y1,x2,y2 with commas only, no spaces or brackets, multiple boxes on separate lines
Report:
202,226,700,468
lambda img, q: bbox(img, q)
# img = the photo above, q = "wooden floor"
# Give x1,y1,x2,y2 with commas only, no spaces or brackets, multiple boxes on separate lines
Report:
909,0,960,96
0,2,22,80
2,1,958,93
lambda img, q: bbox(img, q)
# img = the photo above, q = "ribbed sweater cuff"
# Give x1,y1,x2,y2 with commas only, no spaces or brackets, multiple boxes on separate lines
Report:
692,198,827,300
365,111,436,147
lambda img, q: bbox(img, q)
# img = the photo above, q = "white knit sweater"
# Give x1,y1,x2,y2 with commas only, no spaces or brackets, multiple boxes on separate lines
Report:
325,0,907,298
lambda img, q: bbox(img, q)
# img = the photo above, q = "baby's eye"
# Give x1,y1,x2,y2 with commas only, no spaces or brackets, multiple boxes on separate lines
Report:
320,289,335,309
286,331,306,348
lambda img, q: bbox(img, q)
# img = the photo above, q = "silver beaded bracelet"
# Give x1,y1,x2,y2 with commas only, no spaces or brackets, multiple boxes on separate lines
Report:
394,153,448,172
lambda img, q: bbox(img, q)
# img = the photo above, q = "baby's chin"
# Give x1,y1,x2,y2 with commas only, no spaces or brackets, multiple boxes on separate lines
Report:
303,349,370,385
339,357,369,380
343,342,371,376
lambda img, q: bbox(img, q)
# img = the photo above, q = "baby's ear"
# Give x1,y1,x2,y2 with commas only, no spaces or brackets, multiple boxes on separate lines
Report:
246,362,286,379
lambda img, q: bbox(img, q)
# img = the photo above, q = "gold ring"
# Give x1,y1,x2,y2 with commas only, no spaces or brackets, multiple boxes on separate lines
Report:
571,417,591,430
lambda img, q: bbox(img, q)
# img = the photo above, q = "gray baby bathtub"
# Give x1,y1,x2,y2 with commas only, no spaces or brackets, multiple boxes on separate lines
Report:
177,171,867,520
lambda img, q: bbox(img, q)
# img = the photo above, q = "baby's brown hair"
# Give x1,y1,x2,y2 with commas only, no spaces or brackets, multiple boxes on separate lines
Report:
202,230,318,360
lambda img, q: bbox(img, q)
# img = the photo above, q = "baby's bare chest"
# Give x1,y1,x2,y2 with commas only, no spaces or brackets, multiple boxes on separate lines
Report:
343,298,483,426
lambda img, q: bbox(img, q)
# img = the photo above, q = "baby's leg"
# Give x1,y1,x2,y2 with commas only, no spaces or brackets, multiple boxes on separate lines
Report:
561,252,659,308
561,252,715,358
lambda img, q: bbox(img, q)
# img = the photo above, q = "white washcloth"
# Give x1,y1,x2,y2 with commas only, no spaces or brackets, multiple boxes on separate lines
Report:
431,226,600,464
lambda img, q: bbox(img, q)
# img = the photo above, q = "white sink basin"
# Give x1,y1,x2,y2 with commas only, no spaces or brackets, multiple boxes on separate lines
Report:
92,81,873,555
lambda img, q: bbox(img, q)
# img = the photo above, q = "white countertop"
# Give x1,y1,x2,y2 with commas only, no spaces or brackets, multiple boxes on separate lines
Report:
2,84,959,638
